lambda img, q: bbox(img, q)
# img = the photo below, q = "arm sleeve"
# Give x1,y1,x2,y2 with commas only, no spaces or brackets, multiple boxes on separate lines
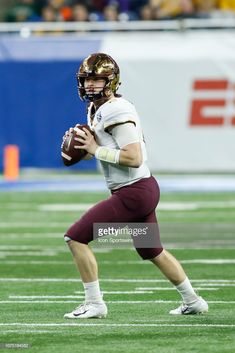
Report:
111,123,140,148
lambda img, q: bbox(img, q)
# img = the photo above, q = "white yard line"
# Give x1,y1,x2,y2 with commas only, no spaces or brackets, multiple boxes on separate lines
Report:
0,330,55,334
38,200,235,212
2,203,38,209
0,300,234,304
3,233,62,239
39,204,94,211
181,259,235,264
111,288,216,291
0,245,66,250
0,278,235,283
0,261,73,265
0,259,235,265
3,232,235,243
194,283,235,287
0,251,58,258
0,323,234,328
0,222,69,228
0,248,110,258
69,259,235,265
86,259,235,265
9,296,85,299
0,301,82,304
75,288,218,292
137,284,235,289
8,292,154,299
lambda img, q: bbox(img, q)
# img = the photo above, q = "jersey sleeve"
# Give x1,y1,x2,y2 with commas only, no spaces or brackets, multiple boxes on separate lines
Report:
102,99,137,131
111,122,140,148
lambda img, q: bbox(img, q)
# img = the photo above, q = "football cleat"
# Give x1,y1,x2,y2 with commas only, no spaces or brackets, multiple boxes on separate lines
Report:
64,302,108,319
169,296,208,315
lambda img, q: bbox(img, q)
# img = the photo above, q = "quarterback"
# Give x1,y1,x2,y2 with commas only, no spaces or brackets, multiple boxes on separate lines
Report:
63,53,208,319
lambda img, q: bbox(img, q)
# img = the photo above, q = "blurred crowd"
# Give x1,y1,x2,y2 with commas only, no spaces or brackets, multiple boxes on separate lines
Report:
3,0,235,22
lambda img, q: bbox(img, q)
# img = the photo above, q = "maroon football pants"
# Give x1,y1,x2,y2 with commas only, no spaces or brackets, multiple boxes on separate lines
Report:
65,176,163,260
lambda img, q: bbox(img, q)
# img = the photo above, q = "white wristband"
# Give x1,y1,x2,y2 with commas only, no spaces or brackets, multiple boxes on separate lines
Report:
95,146,120,164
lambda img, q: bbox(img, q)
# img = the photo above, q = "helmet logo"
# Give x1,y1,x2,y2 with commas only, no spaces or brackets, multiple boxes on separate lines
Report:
96,111,102,122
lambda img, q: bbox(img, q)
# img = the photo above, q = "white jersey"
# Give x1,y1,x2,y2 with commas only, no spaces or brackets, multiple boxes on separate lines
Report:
88,97,151,190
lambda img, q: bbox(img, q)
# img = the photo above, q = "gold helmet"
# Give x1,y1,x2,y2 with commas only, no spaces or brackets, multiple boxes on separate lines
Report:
77,53,120,101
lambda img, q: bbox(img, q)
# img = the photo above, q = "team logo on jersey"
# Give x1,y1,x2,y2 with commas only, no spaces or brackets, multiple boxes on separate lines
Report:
96,111,102,122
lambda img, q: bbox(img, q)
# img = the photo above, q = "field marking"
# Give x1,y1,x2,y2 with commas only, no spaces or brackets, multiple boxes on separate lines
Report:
9,296,85,299
0,222,69,228
0,261,74,265
2,233,62,239
132,287,218,291
0,330,56,334
160,200,235,210
0,259,235,265
1,219,235,231
0,301,84,304
0,245,66,250
39,203,94,212
0,323,234,328
181,259,235,264
38,200,235,212
0,278,235,283
102,259,235,265
8,291,155,299
137,283,235,289
1,203,38,209
0,300,234,304
0,251,58,258
134,287,218,291
194,283,235,287
0,248,110,257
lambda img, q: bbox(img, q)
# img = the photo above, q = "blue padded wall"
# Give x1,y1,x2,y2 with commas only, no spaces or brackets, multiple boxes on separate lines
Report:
0,37,101,170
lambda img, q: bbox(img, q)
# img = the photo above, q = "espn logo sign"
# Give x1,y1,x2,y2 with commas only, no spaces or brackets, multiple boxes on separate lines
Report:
190,80,235,126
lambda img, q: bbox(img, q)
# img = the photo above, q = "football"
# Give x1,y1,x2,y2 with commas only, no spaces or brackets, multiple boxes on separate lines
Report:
61,124,93,166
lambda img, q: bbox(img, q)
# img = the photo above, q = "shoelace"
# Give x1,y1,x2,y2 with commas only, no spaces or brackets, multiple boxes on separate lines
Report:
75,303,88,312
74,302,102,312
181,304,190,314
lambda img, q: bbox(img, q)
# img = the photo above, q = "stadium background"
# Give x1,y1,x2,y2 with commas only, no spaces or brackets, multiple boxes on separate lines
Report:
1,31,235,172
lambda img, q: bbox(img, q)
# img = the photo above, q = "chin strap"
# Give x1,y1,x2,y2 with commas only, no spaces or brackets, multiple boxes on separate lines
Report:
84,83,112,102
85,92,103,102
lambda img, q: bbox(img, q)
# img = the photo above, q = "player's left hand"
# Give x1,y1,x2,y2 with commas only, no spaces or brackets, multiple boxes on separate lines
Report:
74,127,98,155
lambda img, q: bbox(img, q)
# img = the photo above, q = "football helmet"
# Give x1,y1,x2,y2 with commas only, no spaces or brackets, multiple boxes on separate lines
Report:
77,53,120,101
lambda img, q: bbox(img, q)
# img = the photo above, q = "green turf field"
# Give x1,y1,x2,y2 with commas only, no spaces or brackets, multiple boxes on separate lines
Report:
0,190,235,353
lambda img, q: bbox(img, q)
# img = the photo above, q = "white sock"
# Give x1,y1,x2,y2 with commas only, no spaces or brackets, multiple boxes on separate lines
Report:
83,280,103,304
175,277,198,304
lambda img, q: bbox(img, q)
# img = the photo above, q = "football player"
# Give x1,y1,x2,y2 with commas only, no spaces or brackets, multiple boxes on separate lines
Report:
63,53,208,318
